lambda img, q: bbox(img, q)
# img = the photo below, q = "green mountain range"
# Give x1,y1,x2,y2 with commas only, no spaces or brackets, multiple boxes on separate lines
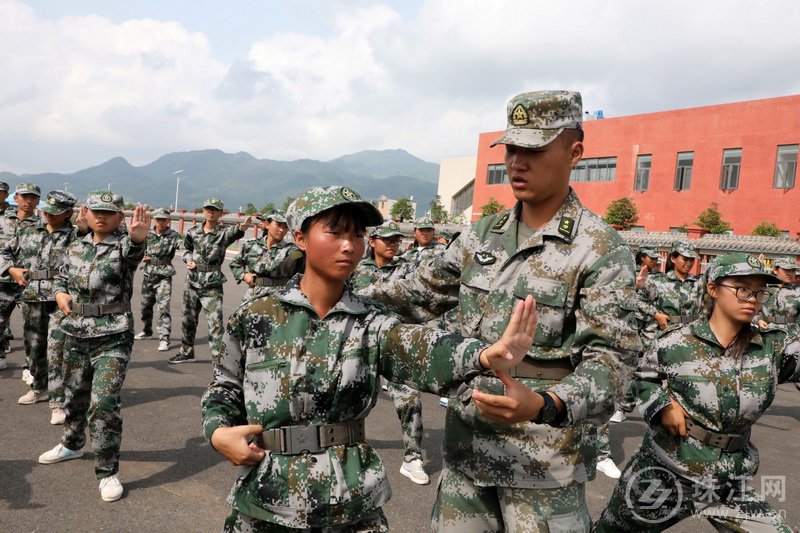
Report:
0,149,440,214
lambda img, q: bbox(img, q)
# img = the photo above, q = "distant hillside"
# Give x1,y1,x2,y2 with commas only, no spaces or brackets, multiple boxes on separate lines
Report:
1,149,440,215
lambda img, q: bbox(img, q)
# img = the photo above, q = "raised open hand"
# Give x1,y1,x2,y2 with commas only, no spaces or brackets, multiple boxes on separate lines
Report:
479,295,537,372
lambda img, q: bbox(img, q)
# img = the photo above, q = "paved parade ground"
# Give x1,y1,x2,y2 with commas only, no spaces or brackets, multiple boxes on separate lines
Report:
1,258,799,532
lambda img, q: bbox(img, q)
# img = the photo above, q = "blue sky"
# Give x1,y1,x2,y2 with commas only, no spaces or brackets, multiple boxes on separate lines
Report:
2,0,800,174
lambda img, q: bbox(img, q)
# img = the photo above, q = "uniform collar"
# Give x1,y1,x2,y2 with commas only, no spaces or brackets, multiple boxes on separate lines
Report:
276,275,369,317
666,270,696,282
691,318,763,349
81,231,122,247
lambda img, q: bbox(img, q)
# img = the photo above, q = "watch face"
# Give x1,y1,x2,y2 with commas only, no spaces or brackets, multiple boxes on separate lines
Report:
541,404,559,423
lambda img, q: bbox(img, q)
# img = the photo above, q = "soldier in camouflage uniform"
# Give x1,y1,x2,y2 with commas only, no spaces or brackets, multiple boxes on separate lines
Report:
201,185,539,531
38,193,150,503
0,182,10,215
0,191,79,423
171,198,250,364
0,183,42,370
595,253,799,532
402,216,445,267
352,221,431,485
135,208,182,352
360,91,641,531
229,210,303,301
756,256,799,330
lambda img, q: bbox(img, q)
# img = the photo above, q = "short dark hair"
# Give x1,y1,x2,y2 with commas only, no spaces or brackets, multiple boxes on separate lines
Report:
561,128,584,145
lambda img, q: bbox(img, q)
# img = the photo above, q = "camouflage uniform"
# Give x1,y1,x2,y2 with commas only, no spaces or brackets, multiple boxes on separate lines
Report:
360,91,641,531
201,275,490,530
757,258,800,331
596,254,799,532
230,238,304,301
52,190,144,479
179,207,244,360
0,190,78,396
139,214,182,341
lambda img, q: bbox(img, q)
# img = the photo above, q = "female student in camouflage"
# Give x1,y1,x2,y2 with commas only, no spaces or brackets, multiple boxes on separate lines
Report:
37,193,150,503
201,185,539,532
595,253,800,532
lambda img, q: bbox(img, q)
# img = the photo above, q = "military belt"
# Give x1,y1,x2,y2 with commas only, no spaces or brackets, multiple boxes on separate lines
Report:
255,419,366,455
685,418,750,452
767,317,788,325
72,302,130,317
506,357,573,381
147,258,172,267
27,269,58,281
194,263,222,272
668,314,694,325
254,276,289,287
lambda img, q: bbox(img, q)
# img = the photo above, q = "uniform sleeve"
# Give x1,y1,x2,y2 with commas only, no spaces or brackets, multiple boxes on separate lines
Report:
223,224,246,247
637,280,659,318
229,243,248,282
182,230,194,264
0,234,20,276
376,316,488,395
201,310,249,441
120,235,145,265
548,243,642,426
778,330,800,383
52,243,73,295
632,338,672,428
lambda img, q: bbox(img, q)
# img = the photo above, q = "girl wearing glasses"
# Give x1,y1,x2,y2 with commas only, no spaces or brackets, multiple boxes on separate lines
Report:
595,253,799,532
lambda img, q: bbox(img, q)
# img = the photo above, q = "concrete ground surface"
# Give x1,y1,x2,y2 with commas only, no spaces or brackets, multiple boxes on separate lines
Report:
2,259,800,532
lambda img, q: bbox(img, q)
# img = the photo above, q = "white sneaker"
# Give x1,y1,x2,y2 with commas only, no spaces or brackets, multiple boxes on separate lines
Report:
38,443,84,464
0,358,6,370
400,459,430,485
596,458,622,479
51,407,66,425
610,410,627,423
18,389,48,405
439,397,449,407
158,340,170,351
134,331,150,340
99,474,124,502
22,368,33,385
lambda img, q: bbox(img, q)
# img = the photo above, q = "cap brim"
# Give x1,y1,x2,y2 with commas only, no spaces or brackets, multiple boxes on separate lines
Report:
724,271,782,284
490,127,563,148
87,204,121,212
353,202,384,227
42,206,71,215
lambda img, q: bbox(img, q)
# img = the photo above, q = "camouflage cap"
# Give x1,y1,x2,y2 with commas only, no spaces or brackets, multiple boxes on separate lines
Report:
86,189,124,212
41,190,77,215
152,207,171,219
707,253,780,283
203,198,224,210
773,256,799,271
259,210,287,224
15,183,41,197
0,182,8,192
414,217,435,230
370,220,403,239
491,90,583,149
640,247,661,260
286,186,383,233
670,240,699,259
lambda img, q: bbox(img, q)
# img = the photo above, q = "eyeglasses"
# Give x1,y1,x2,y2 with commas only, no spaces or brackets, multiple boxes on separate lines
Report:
717,284,772,303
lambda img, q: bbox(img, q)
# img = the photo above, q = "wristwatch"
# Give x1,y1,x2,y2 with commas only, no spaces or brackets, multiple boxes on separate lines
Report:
533,392,564,425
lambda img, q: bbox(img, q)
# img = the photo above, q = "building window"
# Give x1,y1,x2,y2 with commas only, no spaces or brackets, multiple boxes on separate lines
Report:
570,157,616,182
451,180,474,215
674,152,693,191
719,148,742,190
634,155,652,191
774,144,798,189
487,164,507,185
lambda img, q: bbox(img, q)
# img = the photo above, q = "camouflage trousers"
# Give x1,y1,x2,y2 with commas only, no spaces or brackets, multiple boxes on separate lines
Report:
0,283,21,359
61,331,133,479
181,286,224,361
594,437,791,532
140,275,173,341
20,301,58,392
387,382,423,463
431,465,591,532
594,422,611,463
222,508,388,532
47,309,68,409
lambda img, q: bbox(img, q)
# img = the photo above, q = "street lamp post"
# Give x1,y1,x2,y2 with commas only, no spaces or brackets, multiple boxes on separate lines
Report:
174,170,184,211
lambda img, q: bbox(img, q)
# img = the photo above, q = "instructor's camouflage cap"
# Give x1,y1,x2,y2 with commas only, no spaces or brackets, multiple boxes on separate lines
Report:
259,210,287,224
152,208,171,219
286,186,383,233
15,183,41,197
773,256,799,270
670,240,699,259
203,198,224,210
491,90,583,149
640,247,661,260
706,253,780,283
86,190,124,212
414,217,435,230
370,221,403,239
42,190,77,215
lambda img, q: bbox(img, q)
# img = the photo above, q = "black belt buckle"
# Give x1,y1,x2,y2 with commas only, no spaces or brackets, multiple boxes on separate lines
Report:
76,303,99,316
283,425,320,454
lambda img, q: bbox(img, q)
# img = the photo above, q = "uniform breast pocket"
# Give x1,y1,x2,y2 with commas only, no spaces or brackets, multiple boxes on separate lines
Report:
459,262,494,335
739,359,777,413
244,348,290,415
513,277,568,347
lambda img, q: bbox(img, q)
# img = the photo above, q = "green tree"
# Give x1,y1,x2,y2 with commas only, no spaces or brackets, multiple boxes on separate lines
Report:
604,197,639,230
480,197,505,218
751,221,783,237
390,198,414,221
695,202,732,234
244,203,258,215
281,196,295,211
429,195,448,223
261,201,276,214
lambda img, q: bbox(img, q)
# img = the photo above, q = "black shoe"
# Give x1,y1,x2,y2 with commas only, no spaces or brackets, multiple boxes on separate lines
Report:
168,352,195,364
795,382,800,393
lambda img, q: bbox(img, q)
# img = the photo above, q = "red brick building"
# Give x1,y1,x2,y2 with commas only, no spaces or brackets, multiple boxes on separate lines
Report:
472,94,800,237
